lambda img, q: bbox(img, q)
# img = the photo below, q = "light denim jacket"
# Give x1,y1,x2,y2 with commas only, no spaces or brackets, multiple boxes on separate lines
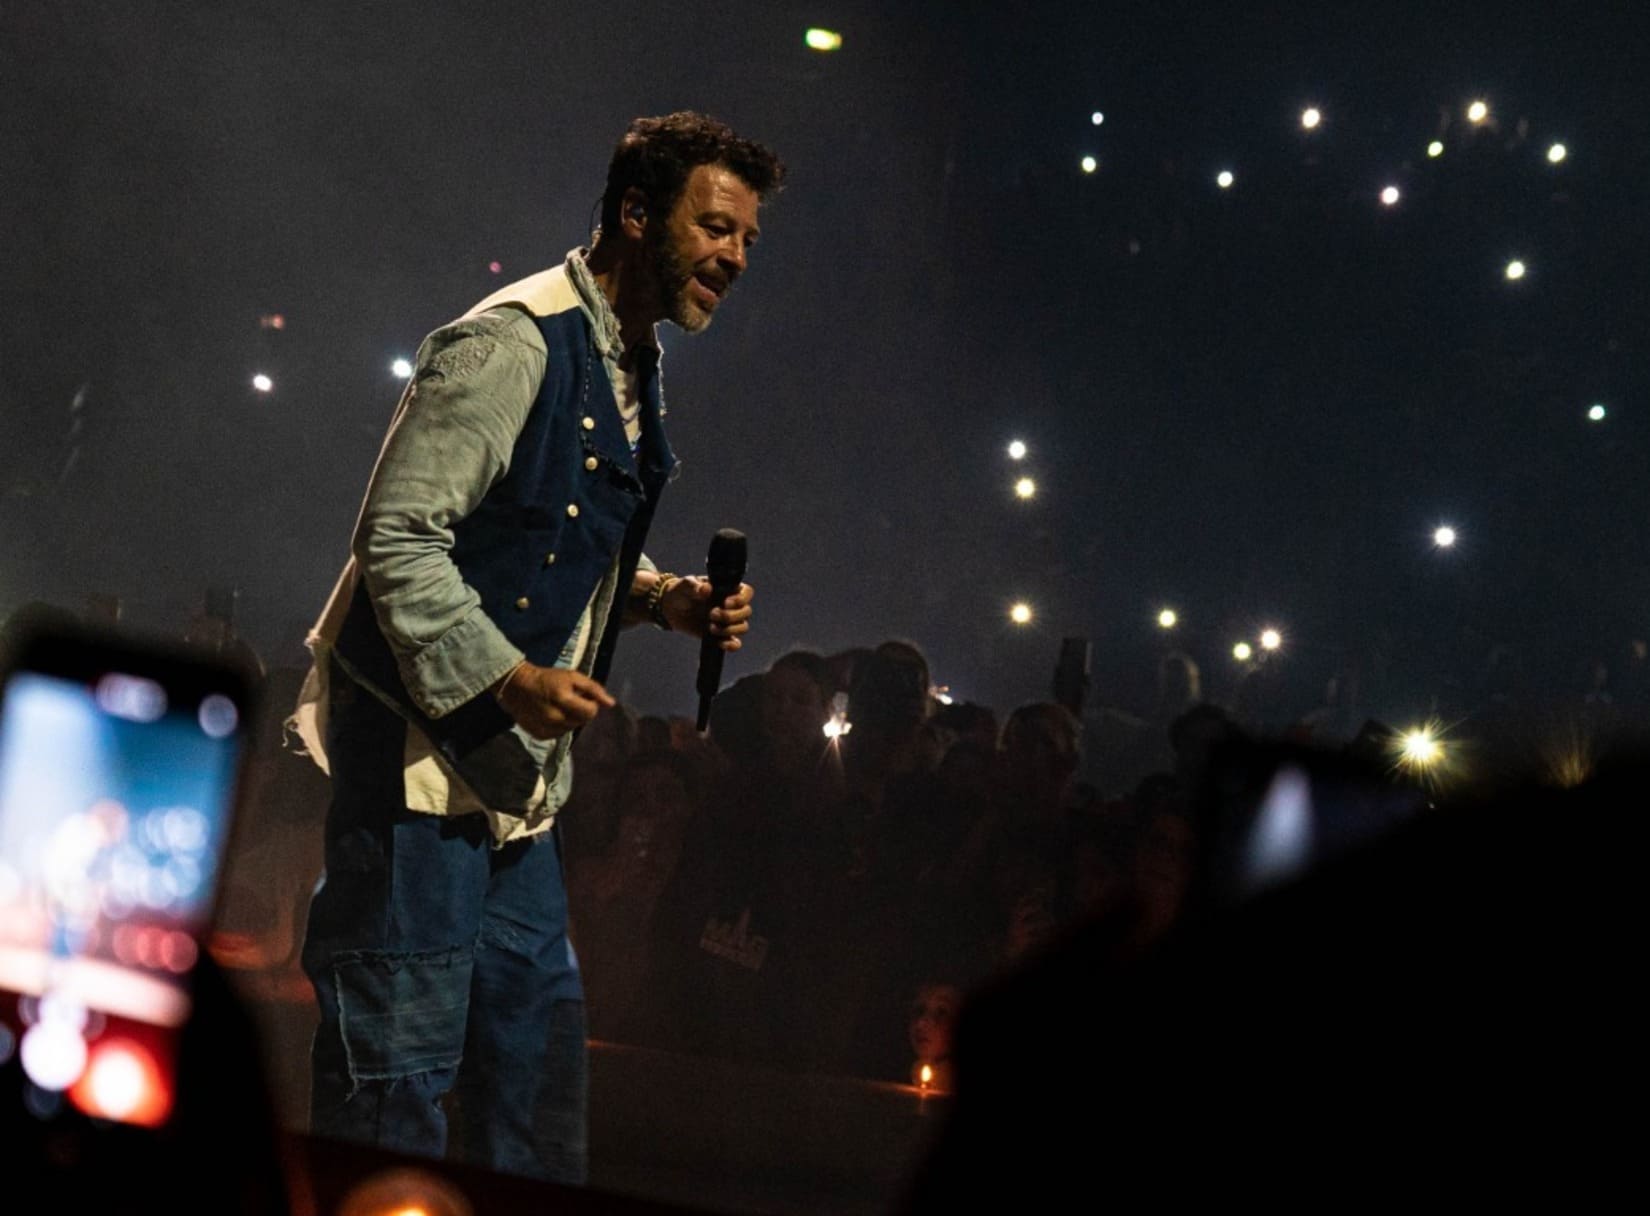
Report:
292,250,667,841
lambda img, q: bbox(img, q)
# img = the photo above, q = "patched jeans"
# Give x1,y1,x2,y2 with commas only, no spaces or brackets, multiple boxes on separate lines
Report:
300,670,587,1183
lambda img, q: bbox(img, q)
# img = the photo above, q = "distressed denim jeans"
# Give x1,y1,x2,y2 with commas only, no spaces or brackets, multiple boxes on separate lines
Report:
300,670,587,1183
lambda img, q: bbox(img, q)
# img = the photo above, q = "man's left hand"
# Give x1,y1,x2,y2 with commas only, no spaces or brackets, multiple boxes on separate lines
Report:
662,576,753,649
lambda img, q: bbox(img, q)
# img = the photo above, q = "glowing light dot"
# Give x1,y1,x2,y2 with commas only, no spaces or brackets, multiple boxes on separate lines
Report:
488,261,502,274
1434,526,1457,548
1504,260,1526,281
1007,440,1027,460
804,27,843,52
1402,728,1442,766
391,358,414,379
1259,629,1282,651
1427,140,1444,158
1233,641,1253,662
1157,608,1178,629
1010,603,1033,625
920,1064,934,1086
1080,155,1098,174
1588,403,1607,422
1014,477,1037,500
251,374,273,393
1467,100,1488,123
1090,111,1104,126
1216,170,1234,189
1380,185,1401,206
1300,107,1321,130
1547,143,1567,164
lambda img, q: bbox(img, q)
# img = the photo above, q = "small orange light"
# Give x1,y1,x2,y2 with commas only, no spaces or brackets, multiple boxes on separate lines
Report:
919,1064,933,1087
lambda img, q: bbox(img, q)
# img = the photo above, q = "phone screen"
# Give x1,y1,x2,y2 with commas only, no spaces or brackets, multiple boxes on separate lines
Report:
0,647,248,1131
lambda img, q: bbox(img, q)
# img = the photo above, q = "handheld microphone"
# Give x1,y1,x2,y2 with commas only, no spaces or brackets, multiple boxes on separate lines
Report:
696,528,747,731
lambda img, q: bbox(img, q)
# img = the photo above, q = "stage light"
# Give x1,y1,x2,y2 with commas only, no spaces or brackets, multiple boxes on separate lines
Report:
805,27,843,51
1158,608,1178,629
1010,602,1033,625
822,716,851,739
1399,726,1443,767
1433,525,1457,548
391,358,414,379
1233,641,1253,662
1216,170,1234,188
251,374,273,393
1380,185,1401,206
1091,111,1104,126
1588,403,1607,422
1427,140,1444,158
1014,477,1036,499
1504,259,1526,281
1080,155,1098,174
1467,100,1488,124
1007,439,1027,460
1300,107,1321,130
1260,629,1282,651
1547,142,1567,164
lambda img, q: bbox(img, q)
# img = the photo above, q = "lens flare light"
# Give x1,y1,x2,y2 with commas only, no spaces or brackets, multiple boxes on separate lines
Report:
1010,603,1033,626
1014,477,1037,500
1233,641,1253,662
1157,608,1178,629
1007,439,1027,460
1216,170,1234,189
1300,107,1322,130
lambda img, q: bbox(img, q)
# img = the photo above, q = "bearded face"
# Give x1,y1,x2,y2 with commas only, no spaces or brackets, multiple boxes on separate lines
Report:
639,163,761,334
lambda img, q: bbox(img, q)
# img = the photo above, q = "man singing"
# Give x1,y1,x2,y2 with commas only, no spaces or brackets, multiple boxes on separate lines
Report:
291,112,784,1182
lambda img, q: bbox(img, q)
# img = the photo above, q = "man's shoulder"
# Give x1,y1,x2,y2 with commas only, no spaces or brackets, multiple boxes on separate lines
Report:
460,264,581,323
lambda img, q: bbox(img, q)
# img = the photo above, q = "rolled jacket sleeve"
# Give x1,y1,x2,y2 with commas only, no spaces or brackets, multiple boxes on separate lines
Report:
351,308,548,718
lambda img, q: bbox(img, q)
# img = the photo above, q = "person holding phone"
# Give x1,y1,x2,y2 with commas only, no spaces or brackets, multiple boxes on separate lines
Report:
290,113,782,1182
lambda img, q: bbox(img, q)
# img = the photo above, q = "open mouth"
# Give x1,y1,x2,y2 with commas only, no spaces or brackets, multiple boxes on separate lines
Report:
690,272,727,309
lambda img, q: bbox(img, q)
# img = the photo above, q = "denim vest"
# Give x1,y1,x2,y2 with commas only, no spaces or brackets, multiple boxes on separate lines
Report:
335,304,676,765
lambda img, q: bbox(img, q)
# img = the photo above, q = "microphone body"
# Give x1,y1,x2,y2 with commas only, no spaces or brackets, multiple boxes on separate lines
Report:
696,529,747,731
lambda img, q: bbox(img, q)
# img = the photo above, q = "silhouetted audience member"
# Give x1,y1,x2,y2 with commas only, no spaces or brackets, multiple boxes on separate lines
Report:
898,746,1640,1209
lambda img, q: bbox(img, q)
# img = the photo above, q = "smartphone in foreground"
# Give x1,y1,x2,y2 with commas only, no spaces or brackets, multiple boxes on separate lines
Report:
0,608,255,1133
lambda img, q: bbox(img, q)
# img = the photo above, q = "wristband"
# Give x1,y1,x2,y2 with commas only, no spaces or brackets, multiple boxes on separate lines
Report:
646,573,679,631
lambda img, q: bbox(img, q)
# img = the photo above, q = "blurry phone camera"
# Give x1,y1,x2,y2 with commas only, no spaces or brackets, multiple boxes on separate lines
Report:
0,607,256,1132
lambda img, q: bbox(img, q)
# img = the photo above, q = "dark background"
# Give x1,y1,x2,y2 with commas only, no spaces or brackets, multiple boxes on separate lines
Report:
4,0,1646,727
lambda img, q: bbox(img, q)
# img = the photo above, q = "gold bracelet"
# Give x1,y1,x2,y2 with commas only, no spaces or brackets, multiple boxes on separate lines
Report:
646,573,678,630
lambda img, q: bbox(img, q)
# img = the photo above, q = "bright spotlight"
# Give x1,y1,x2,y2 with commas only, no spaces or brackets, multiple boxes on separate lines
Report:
1504,259,1526,281
1157,608,1178,629
1380,185,1401,206
1233,641,1253,662
1216,170,1234,189
1588,403,1607,422
1014,477,1037,499
251,374,273,393
1433,525,1457,548
1259,629,1282,652
1080,155,1098,174
1427,140,1444,158
1547,142,1567,164
1091,111,1104,126
1399,726,1443,768
391,358,413,379
805,28,842,52
1010,602,1033,625
1300,107,1322,130
1467,100,1488,124
1007,439,1027,460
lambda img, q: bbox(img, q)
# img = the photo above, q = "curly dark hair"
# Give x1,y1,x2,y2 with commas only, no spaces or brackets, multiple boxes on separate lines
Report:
599,111,786,237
